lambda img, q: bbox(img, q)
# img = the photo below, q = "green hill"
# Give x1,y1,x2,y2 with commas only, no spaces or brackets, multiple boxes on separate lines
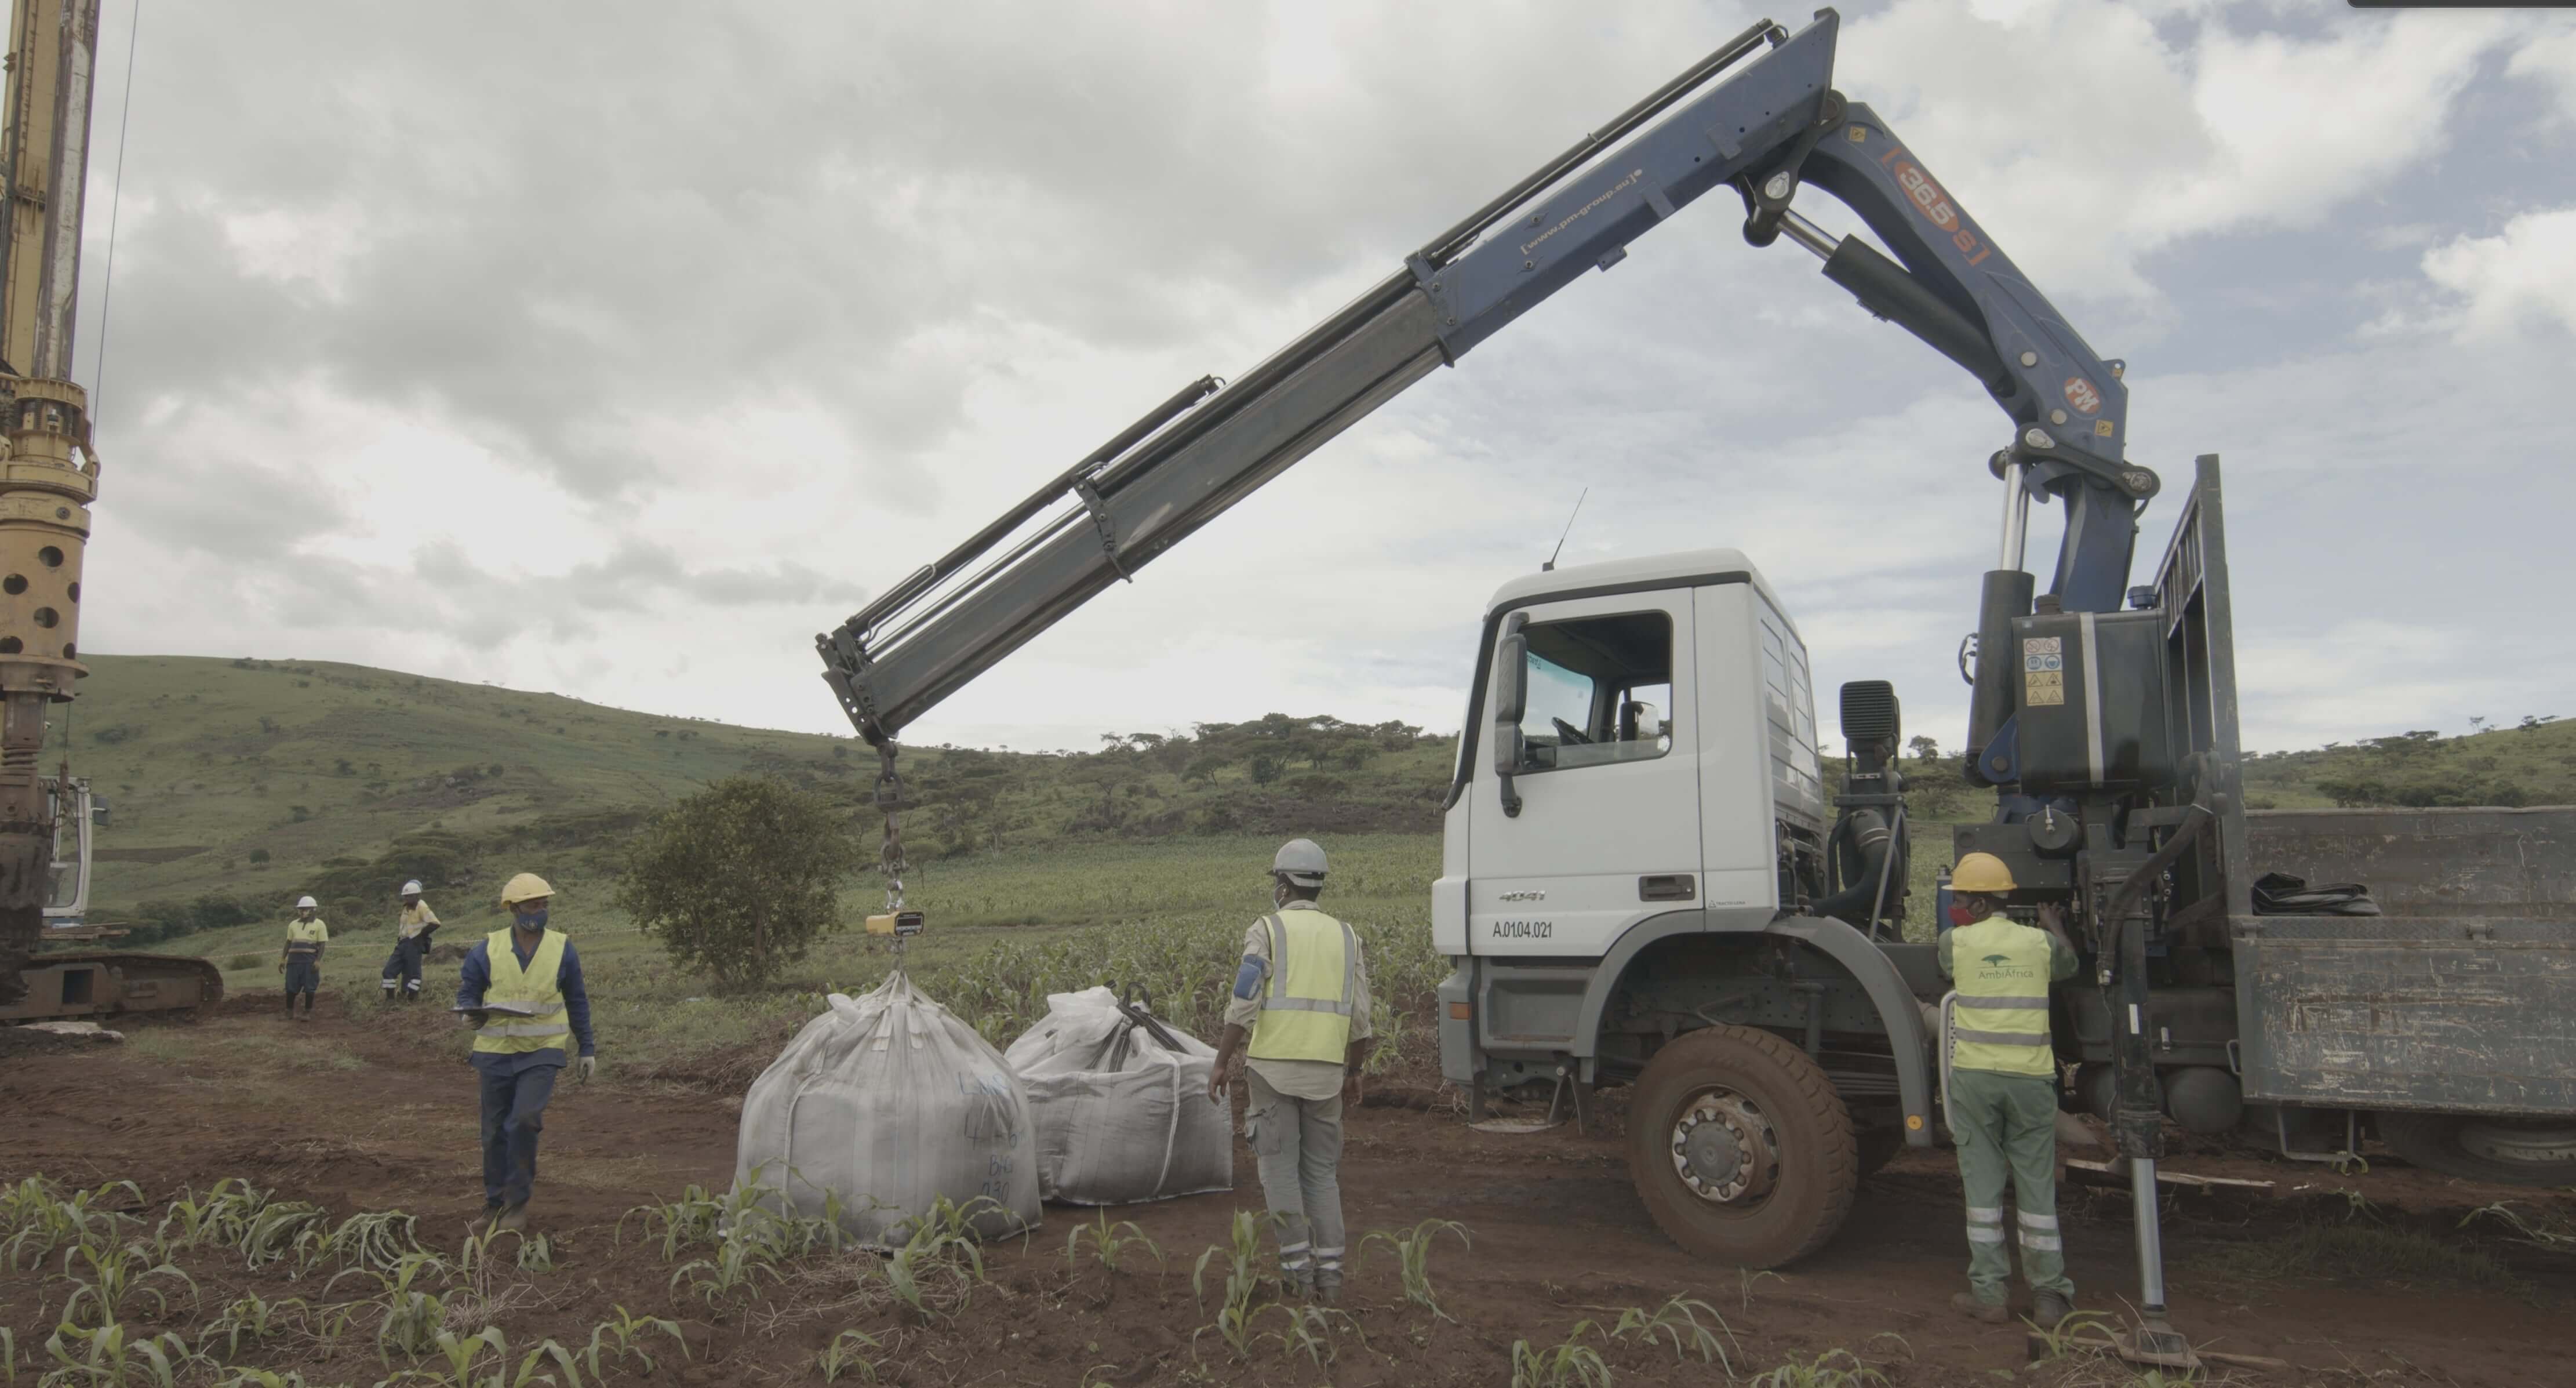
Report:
61,653,2564,956
66,656,1453,944
2240,715,2576,811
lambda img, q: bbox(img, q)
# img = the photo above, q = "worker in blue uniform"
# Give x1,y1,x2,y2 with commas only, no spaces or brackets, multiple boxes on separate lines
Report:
454,871,595,1231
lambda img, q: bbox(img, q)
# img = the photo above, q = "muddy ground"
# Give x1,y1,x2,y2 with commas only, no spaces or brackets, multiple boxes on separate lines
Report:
4,996,2571,1386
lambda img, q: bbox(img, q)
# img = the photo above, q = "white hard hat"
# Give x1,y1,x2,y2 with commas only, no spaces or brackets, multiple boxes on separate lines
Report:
1271,838,1327,889
296,895,318,909
401,880,423,896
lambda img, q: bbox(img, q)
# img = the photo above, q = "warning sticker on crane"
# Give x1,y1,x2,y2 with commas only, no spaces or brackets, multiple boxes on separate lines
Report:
2022,637,2065,706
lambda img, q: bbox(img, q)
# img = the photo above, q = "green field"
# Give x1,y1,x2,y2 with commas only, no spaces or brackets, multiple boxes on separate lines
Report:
55,651,2566,1070
160,834,1450,1081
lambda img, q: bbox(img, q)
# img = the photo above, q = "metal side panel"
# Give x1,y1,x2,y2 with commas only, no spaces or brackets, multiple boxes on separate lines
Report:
2245,806,2576,920
2235,915,2576,1114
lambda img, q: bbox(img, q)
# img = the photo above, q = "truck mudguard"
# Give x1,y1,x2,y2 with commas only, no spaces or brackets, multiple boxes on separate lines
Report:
1566,907,1938,1147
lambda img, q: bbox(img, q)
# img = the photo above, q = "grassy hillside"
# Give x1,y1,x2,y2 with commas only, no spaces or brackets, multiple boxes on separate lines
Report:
66,656,1453,944
59,652,2565,966
2240,715,2576,811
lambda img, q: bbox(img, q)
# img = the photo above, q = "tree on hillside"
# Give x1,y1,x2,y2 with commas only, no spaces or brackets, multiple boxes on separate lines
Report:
615,775,863,991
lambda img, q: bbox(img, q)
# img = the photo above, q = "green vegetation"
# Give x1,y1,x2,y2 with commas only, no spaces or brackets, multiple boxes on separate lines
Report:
2240,715,2576,811
614,775,864,990
1508,1320,1613,1388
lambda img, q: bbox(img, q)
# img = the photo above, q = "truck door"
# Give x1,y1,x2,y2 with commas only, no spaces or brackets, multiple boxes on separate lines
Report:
1468,591,1699,958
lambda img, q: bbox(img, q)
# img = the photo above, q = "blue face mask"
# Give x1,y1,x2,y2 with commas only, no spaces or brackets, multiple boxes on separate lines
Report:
515,908,550,931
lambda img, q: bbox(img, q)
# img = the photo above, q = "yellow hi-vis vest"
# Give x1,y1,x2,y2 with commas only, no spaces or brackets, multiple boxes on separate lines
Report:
471,928,572,1056
1947,915,2057,1077
1246,909,1359,1064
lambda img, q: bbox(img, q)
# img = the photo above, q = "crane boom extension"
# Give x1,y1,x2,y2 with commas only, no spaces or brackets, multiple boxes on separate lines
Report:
818,8,2152,748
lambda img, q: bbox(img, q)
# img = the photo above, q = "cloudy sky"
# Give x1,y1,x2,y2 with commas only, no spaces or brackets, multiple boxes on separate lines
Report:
68,0,2576,757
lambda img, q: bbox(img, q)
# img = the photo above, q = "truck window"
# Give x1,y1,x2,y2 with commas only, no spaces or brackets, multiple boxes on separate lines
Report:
1510,610,1674,772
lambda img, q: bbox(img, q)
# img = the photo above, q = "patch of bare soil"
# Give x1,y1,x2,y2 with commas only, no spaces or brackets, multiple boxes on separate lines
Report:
3,991,2570,1386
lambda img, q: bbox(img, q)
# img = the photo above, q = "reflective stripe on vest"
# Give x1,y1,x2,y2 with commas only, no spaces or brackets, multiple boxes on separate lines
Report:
1948,916,2055,1077
472,928,571,1055
1246,909,1356,1063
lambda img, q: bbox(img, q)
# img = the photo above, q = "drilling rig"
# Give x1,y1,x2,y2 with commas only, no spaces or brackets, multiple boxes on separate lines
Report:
0,0,219,1022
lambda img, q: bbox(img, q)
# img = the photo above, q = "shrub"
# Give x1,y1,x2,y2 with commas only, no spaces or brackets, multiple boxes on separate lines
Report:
92,724,145,746
614,776,863,991
248,849,271,864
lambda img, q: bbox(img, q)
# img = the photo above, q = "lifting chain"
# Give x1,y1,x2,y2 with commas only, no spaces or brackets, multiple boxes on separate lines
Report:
875,742,909,914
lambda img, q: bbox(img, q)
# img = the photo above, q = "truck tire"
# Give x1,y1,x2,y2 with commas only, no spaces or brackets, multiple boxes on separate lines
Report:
2378,1112,2576,1186
1625,1024,1857,1267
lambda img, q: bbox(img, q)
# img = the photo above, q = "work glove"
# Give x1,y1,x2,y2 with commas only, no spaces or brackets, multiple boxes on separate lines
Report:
576,1055,597,1084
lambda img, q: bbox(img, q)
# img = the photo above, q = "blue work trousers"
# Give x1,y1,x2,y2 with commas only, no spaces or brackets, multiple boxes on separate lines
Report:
478,1060,559,1208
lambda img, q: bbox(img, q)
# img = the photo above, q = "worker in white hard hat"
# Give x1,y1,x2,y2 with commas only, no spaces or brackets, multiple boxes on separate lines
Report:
1206,838,1374,1303
453,871,596,1231
278,895,329,1021
1939,852,2080,1328
380,880,442,1003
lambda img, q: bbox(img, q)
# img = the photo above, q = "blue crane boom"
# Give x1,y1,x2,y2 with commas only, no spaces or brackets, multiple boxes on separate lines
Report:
817,8,2146,781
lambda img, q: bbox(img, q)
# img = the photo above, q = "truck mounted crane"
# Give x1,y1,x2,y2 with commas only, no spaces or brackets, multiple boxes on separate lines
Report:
817,10,2576,1357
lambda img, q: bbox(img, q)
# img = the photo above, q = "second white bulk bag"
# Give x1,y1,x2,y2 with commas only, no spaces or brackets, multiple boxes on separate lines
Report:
1005,986,1233,1206
734,972,1040,1247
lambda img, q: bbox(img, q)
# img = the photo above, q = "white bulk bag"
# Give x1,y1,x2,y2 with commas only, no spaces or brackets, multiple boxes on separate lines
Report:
1004,986,1232,1206
734,972,1040,1247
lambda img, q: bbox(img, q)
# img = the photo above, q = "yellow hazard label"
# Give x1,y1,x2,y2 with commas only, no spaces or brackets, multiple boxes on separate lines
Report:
2025,670,2066,706
2095,420,2115,437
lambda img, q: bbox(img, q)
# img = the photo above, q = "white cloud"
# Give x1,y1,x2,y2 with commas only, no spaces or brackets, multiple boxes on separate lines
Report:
57,0,2576,762
2421,206,2576,337
2510,28,2576,124
1836,2,2518,307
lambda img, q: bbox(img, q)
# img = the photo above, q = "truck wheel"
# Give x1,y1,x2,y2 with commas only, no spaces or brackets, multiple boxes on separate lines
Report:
1625,1024,1856,1267
2378,1113,2576,1186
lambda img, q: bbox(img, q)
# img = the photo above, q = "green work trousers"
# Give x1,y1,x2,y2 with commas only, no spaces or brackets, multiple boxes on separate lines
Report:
1948,1066,2074,1304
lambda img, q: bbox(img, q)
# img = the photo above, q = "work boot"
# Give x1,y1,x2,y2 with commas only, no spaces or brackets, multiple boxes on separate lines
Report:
2032,1289,2077,1328
492,1202,529,1234
1281,1267,1315,1299
1315,1270,1343,1306
1951,1292,2009,1325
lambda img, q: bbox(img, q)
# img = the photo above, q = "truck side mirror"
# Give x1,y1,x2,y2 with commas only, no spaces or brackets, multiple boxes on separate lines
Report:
1492,633,1527,817
1494,634,1528,725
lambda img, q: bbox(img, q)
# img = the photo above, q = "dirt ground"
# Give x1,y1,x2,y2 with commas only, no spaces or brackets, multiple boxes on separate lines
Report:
5,996,2573,1386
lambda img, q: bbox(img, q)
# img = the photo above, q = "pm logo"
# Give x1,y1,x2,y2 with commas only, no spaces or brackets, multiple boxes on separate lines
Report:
2062,376,2102,416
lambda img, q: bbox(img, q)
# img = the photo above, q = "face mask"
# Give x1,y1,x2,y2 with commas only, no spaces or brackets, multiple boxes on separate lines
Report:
515,908,550,931
1946,902,1978,928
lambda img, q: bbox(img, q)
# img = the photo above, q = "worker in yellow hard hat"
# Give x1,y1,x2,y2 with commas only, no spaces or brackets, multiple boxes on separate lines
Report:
453,872,596,1231
1938,852,2080,1327
278,896,329,1021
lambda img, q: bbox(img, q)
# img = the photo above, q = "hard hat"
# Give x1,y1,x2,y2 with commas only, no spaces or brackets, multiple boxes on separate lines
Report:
295,895,318,909
1951,852,2017,895
1270,838,1328,888
500,872,554,906
401,880,424,896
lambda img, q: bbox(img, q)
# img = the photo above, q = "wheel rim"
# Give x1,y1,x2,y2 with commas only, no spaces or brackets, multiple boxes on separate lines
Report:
1669,1086,1779,1206
2457,1118,2576,1167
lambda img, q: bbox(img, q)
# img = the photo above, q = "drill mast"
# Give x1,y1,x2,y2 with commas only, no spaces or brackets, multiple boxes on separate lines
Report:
0,0,101,1001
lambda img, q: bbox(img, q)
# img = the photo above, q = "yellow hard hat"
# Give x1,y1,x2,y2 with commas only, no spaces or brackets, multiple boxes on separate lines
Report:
500,871,555,906
1952,852,2016,894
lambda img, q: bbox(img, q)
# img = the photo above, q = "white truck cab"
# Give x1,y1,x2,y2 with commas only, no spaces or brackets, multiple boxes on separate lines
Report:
1432,549,1940,1267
